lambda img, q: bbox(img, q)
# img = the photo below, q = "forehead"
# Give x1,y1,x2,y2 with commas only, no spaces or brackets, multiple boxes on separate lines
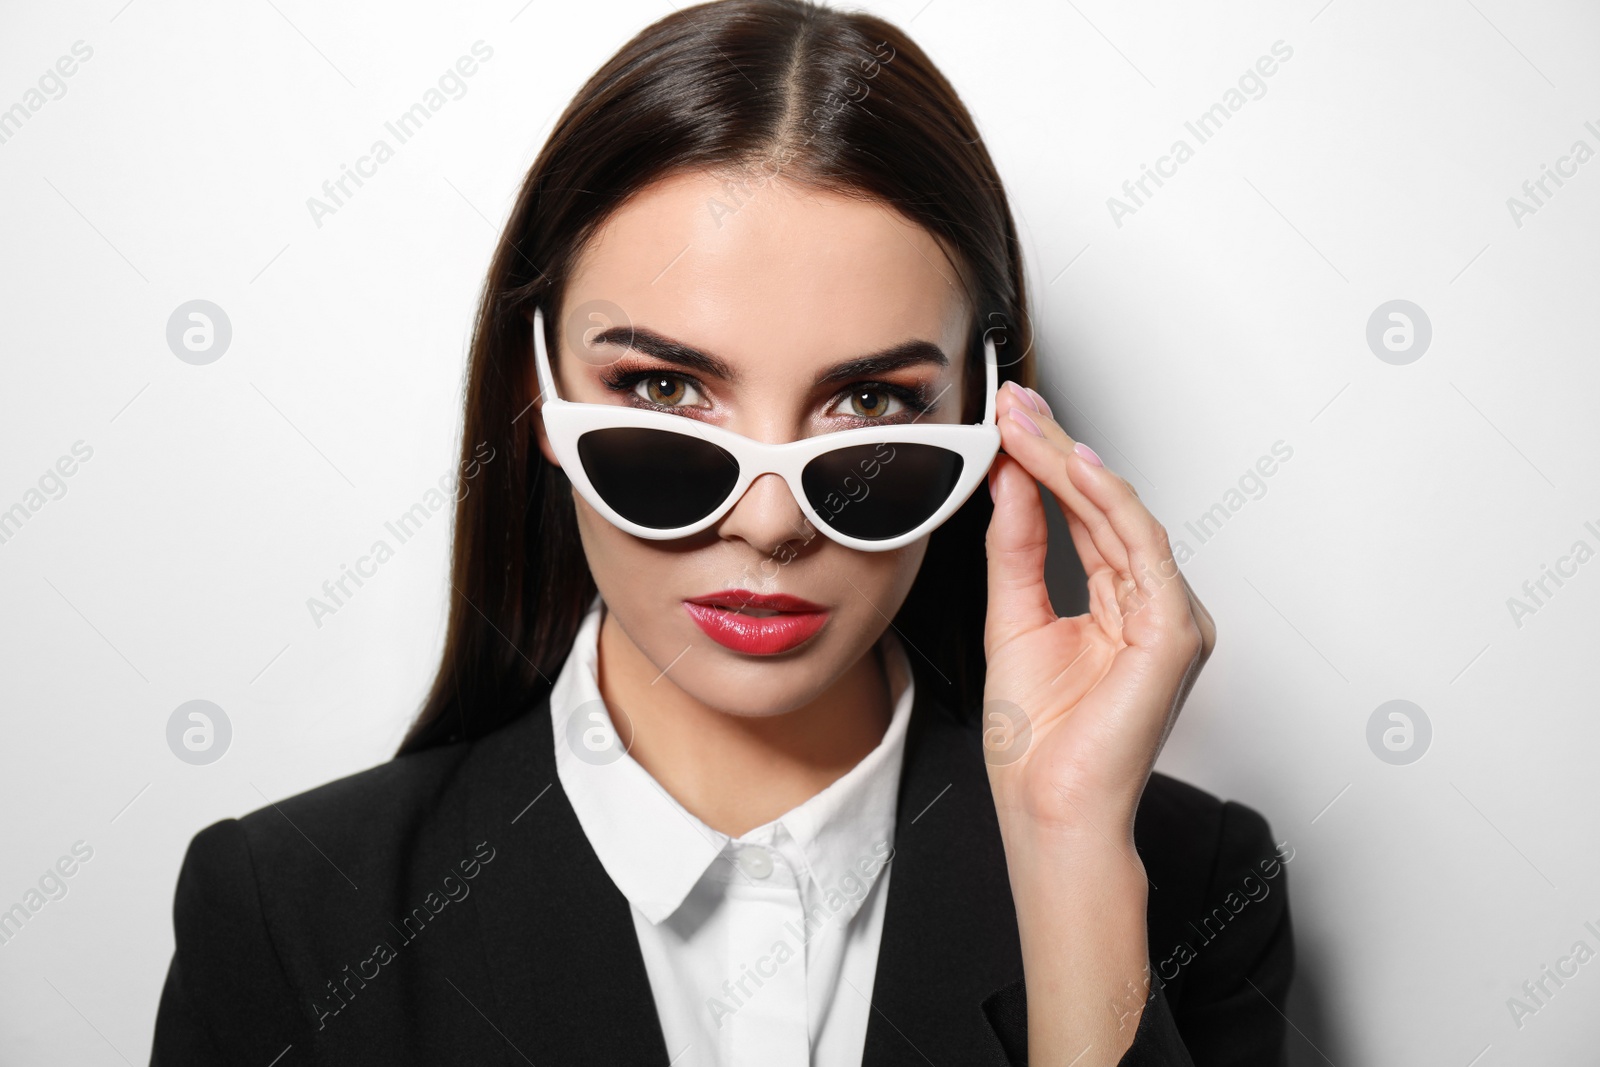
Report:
563,169,971,373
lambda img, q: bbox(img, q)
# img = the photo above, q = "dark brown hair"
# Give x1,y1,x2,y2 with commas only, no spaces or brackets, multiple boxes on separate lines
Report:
397,0,1034,755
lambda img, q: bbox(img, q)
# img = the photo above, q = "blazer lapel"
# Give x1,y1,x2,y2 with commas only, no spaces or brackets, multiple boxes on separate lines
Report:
861,672,1026,1066
461,695,674,1063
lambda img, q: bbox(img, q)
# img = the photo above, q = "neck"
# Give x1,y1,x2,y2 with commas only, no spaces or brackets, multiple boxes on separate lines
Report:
595,608,895,838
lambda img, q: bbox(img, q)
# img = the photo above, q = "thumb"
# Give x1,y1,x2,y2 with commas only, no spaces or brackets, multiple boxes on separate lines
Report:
984,454,1056,655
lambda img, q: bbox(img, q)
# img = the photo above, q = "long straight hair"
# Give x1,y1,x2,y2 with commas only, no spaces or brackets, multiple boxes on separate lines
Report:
397,0,1034,755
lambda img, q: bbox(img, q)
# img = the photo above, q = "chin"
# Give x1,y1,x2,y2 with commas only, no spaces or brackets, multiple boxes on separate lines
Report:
694,686,815,719
670,611,856,714
684,635,841,708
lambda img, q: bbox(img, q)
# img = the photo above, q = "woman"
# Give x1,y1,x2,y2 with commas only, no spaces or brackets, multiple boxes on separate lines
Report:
152,2,1293,1064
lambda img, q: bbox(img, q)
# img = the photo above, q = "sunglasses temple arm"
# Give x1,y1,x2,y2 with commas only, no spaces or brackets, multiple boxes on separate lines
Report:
532,306,559,405
982,333,997,425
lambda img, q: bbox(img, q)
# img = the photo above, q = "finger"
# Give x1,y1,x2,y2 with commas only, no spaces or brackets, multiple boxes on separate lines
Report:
998,384,1206,663
984,453,1056,652
1071,470,1210,657
1063,507,1129,641
1152,574,1215,760
1065,463,1199,644
996,384,1132,578
1063,445,1194,652
1063,506,1110,583
1175,569,1217,660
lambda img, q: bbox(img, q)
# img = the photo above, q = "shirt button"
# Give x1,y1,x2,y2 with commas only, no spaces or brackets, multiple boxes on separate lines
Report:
734,845,774,879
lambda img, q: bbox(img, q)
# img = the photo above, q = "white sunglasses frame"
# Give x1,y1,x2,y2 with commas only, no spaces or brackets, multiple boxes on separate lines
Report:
532,305,1001,552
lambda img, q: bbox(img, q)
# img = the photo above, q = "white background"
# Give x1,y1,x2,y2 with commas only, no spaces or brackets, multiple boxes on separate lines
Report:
2,0,1597,1063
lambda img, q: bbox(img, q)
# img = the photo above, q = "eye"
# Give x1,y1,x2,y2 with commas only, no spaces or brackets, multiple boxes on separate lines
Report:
846,385,898,419
631,372,707,409
829,382,928,421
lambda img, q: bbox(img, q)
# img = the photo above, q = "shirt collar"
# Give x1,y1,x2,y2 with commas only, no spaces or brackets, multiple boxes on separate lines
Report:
549,593,913,927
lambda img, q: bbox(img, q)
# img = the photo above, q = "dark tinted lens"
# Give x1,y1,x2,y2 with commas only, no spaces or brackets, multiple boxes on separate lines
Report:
801,442,963,541
577,427,739,529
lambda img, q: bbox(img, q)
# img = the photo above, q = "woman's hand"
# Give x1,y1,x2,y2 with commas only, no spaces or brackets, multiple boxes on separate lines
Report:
982,378,1216,1066
983,379,1216,841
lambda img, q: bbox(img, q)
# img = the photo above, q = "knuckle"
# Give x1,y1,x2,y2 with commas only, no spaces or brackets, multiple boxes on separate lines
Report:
1156,617,1206,661
1056,446,1075,483
1150,520,1174,553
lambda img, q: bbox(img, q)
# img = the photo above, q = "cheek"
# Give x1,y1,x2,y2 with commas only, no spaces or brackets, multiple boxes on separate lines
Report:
572,492,632,585
572,494,683,608
826,537,929,615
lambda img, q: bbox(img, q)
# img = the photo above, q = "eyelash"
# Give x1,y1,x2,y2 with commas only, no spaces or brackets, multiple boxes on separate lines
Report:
596,367,934,424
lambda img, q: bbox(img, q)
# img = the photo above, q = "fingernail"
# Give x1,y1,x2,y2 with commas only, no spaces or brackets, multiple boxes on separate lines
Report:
1026,386,1052,419
987,466,998,502
1009,406,1043,437
1007,380,1041,414
1074,442,1103,466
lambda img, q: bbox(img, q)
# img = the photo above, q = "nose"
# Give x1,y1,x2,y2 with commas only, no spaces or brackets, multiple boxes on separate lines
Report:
715,471,818,560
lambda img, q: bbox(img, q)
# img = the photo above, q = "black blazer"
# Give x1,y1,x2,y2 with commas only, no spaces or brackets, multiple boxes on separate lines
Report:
151,677,1294,1066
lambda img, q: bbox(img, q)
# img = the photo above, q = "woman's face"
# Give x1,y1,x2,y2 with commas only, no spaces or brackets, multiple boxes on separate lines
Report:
535,168,973,718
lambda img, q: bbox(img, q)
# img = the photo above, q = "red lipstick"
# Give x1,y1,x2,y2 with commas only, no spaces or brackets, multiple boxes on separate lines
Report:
683,589,829,655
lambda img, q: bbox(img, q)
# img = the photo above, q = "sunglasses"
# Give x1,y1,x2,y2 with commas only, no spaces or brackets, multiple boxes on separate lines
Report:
532,306,1000,552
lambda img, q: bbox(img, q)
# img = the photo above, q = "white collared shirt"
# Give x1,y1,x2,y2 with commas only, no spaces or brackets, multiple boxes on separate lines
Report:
548,594,914,1067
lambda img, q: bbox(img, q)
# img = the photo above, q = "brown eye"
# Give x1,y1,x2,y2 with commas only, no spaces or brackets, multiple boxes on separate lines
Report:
848,386,900,419
645,377,681,404
634,374,704,407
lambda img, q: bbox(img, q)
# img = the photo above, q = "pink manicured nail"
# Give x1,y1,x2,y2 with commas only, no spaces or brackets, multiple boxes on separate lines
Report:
1025,386,1052,419
1006,380,1040,414
1074,442,1103,466
1008,406,1043,437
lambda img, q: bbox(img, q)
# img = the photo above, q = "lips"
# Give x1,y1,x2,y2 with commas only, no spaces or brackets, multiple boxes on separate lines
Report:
683,588,829,654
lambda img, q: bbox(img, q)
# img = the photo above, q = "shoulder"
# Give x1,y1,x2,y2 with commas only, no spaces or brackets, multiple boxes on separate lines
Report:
180,734,479,880
238,735,478,858
1133,771,1296,1028
1134,770,1284,887
155,715,548,1056
173,725,506,954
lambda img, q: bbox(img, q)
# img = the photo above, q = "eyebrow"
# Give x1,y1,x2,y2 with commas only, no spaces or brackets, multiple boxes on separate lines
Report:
586,325,950,388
